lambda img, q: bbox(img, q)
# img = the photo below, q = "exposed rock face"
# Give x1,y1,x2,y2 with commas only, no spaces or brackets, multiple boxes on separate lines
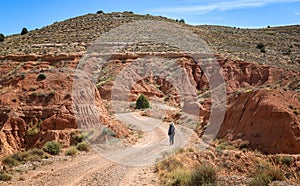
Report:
41,113,77,131
0,54,129,156
0,52,299,155
218,89,300,154
96,53,300,154
0,116,26,155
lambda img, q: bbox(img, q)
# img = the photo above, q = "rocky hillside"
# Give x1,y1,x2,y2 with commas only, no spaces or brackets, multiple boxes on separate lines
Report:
1,12,299,69
0,12,173,56
0,12,299,156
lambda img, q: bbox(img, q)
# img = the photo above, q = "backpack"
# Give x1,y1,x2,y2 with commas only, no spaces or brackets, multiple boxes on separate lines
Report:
168,125,175,135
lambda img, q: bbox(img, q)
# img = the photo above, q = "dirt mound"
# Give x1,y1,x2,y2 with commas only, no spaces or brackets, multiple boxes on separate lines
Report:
218,89,300,154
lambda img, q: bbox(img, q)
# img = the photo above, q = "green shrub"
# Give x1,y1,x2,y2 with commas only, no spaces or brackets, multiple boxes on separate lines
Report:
2,148,45,167
30,148,45,158
72,133,84,144
266,166,284,181
250,160,285,185
37,73,47,80
97,10,104,14
256,43,265,49
43,141,61,155
189,164,217,186
260,48,266,53
168,168,191,186
76,141,89,152
249,173,271,186
21,27,28,35
179,19,185,23
0,33,4,42
26,121,42,136
37,92,47,97
26,125,40,136
0,171,12,181
136,94,150,109
101,127,116,136
65,147,77,156
159,157,183,172
12,151,29,162
2,156,20,167
280,156,293,166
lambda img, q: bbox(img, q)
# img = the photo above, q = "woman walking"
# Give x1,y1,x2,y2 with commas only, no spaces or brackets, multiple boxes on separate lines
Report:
168,122,176,145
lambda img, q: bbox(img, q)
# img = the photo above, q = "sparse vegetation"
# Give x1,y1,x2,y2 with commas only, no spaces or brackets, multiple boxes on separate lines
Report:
249,159,285,185
43,141,61,155
2,148,46,167
215,140,235,151
155,156,183,184
276,156,293,166
0,33,4,42
0,171,12,181
249,173,272,186
26,121,41,136
37,92,47,98
189,163,217,186
2,155,20,167
136,94,150,109
101,127,116,137
72,133,84,144
156,155,217,186
37,73,47,80
265,166,285,181
65,146,78,156
21,27,28,35
168,168,191,186
76,141,90,151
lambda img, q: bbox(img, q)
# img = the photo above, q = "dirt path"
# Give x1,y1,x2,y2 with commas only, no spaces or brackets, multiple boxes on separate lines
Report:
3,112,194,186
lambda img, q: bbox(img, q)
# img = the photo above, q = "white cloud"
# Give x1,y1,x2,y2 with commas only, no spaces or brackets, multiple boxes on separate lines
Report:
295,12,300,15
152,0,300,14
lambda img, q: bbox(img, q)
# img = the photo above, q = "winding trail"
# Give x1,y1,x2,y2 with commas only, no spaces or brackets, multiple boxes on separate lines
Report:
4,112,195,186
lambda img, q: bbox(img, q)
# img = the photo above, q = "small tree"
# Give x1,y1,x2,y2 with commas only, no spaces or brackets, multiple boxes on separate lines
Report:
179,19,185,23
256,43,265,49
37,73,47,80
21,27,28,35
97,10,104,14
0,33,4,42
136,94,150,109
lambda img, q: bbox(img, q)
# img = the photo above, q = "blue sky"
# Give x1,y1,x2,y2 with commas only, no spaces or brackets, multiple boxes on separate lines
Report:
1,0,300,35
